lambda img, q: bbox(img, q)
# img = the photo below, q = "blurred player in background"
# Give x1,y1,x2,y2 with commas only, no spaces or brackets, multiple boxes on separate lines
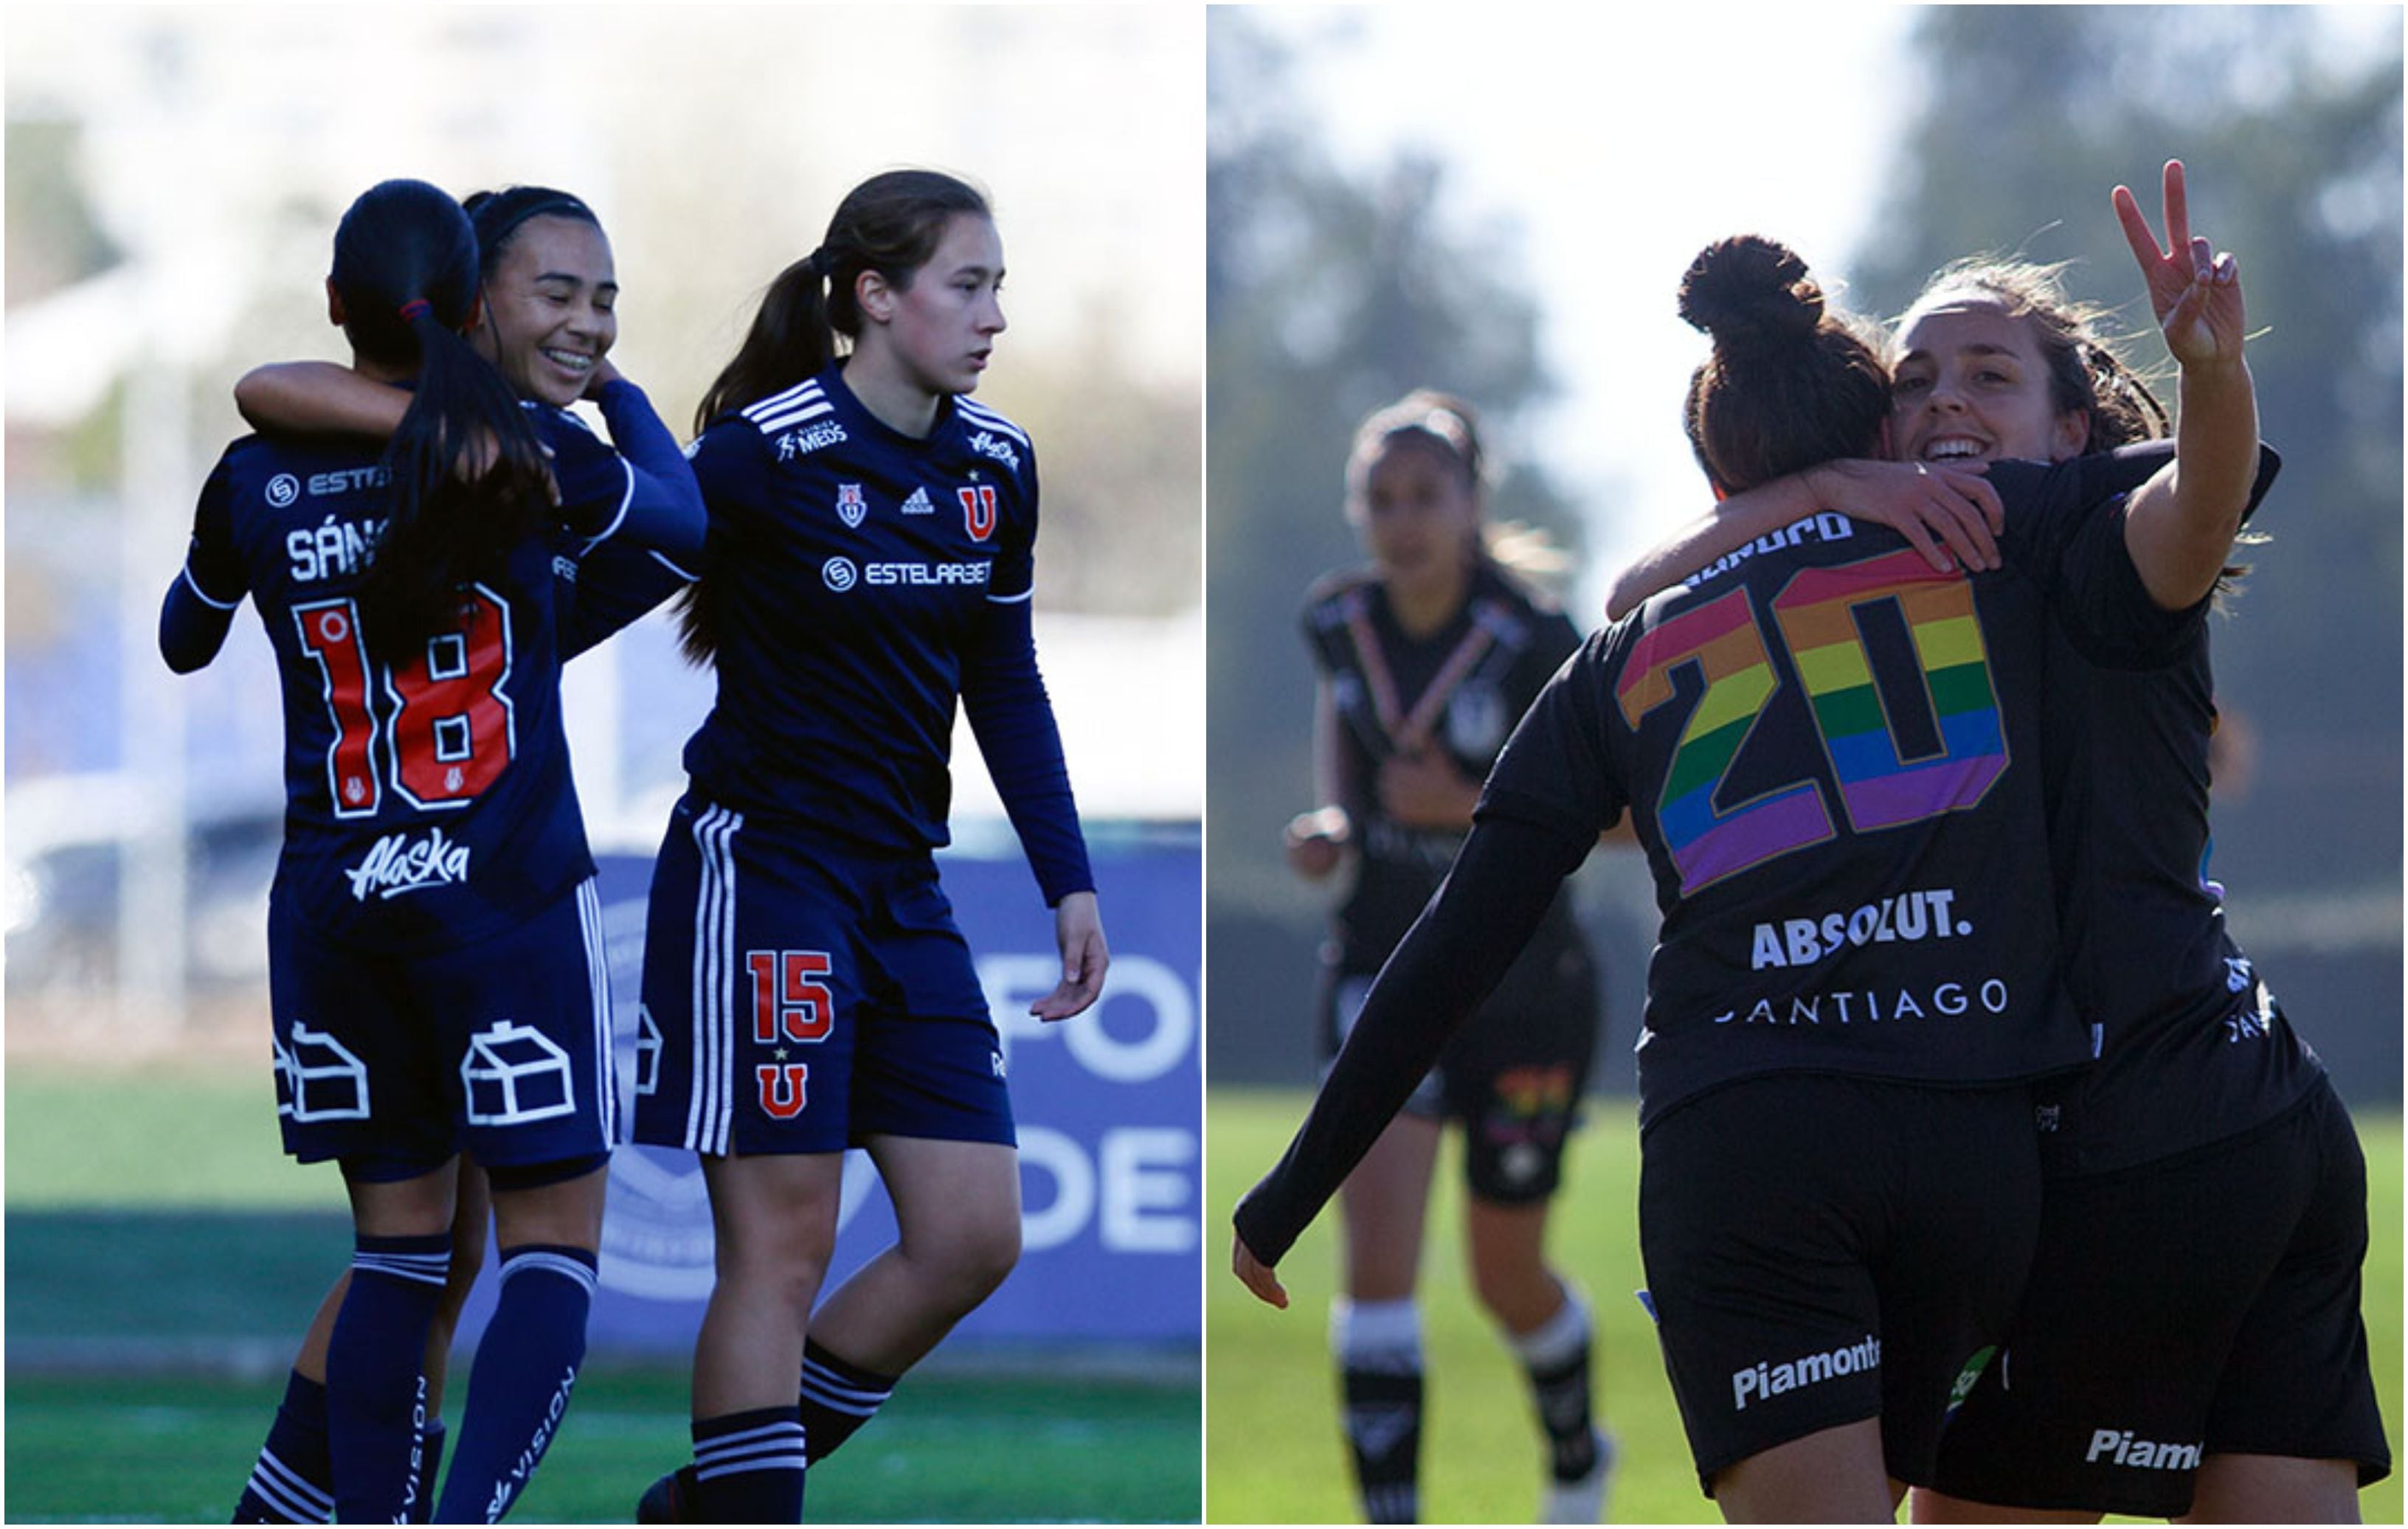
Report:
1236,226,2263,1519
222,183,702,1523
1602,162,2388,1523
627,168,1108,1523
162,178,702,1521
1282,391,1611,1523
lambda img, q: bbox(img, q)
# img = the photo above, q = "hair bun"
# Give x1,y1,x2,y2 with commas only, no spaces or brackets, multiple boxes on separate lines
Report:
1678,235,1824,353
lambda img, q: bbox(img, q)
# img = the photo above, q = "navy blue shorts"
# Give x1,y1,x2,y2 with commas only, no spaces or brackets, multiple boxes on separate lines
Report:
1639,1075,2043,1494
629,794,1014,1158
267,876,615,1178
1929,1076,2391,1516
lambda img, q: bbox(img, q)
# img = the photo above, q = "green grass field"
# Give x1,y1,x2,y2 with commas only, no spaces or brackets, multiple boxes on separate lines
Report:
1207,1088,2404,1525
4,1063,1200,1524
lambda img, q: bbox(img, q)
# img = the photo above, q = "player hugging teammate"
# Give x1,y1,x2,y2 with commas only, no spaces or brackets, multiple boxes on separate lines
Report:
1236,161,2387,1522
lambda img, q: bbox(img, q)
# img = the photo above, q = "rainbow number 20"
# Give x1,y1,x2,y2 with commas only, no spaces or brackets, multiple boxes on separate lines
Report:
1615,547,2007,893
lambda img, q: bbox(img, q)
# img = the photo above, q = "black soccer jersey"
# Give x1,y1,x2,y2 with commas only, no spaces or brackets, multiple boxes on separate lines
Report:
172,424,617,953
1480,453,2188,1130
2035,445,2320,1175
1302,560,1584,971
678,364,1089,897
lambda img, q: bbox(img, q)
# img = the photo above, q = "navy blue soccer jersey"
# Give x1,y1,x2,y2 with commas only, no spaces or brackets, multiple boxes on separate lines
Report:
1480,451,2187,1129
168,428,627,952
538,381,704,659
679,364,1087,897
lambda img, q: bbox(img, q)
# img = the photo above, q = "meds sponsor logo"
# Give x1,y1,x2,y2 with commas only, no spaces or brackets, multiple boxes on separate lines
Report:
775,420,847,460
1732,1334,1879,1412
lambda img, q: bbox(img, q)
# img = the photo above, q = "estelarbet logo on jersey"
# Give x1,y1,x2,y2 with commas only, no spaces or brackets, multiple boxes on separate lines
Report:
835,483,868,529
267,473,302,507
823,556,859,592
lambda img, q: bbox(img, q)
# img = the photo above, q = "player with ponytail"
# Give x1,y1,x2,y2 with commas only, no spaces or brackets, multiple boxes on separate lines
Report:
1234,227,2271,1519
628,168,1107,1524
163,178,699,1522
1590,164,2386,1522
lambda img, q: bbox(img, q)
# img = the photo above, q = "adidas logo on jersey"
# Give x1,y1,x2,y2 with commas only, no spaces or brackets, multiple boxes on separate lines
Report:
901,487,935,515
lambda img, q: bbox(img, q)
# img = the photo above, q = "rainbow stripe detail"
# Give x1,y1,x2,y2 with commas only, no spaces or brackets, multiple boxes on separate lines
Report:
1771,549,2005,831
1617,589,1833,891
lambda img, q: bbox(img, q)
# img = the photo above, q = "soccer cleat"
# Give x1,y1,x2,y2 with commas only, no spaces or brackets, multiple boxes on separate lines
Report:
634,1464,697,1525
1538,1428,1615,1524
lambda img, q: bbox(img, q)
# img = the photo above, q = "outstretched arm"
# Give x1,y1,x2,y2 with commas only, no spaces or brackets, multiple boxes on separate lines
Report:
235,361,407,439
1230,811,1591,1297
1602,460,2003,622
2114,159,2258,609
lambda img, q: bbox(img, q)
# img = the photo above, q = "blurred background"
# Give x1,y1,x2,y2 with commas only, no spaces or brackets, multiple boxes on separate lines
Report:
1207,1,2401,1103
6,7,1200,1522
1205,5,2401,1522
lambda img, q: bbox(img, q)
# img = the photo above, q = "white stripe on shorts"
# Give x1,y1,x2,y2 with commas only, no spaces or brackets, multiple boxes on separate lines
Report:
575,876,615,1145
685,804,743,1156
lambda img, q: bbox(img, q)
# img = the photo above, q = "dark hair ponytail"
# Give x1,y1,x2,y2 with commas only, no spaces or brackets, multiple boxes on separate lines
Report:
334,178,550,664
1679,235,1889,494
677,168,992,665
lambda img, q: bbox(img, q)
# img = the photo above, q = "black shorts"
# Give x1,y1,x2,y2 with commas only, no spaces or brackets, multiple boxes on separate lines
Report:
1929,1076,2390,1516
1319,933,1600,1204
1639,1075,2044,1494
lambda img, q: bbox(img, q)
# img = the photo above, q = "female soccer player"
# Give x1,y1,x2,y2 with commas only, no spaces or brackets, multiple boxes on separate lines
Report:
222,183,702,1525
164,178,699,1522
1598,162,2387,1523
1234,227,2261,1521
1282,390,1611,1523
626,168,1108,1523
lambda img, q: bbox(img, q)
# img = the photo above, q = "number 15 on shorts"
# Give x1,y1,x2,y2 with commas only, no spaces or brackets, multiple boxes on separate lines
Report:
749,949,834,1120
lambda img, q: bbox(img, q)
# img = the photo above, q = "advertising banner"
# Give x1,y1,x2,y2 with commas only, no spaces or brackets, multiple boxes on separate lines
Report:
456,835,1200,1353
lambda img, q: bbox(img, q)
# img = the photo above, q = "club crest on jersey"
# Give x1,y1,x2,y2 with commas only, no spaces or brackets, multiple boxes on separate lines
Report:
1445,683,1511,758
901,486,935,516
959,483,998,543
968,430,1021,471
835,482,868,528
344,827,471,901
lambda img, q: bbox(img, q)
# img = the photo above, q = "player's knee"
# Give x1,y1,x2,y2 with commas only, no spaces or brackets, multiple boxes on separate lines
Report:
924,1213,1020,1314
